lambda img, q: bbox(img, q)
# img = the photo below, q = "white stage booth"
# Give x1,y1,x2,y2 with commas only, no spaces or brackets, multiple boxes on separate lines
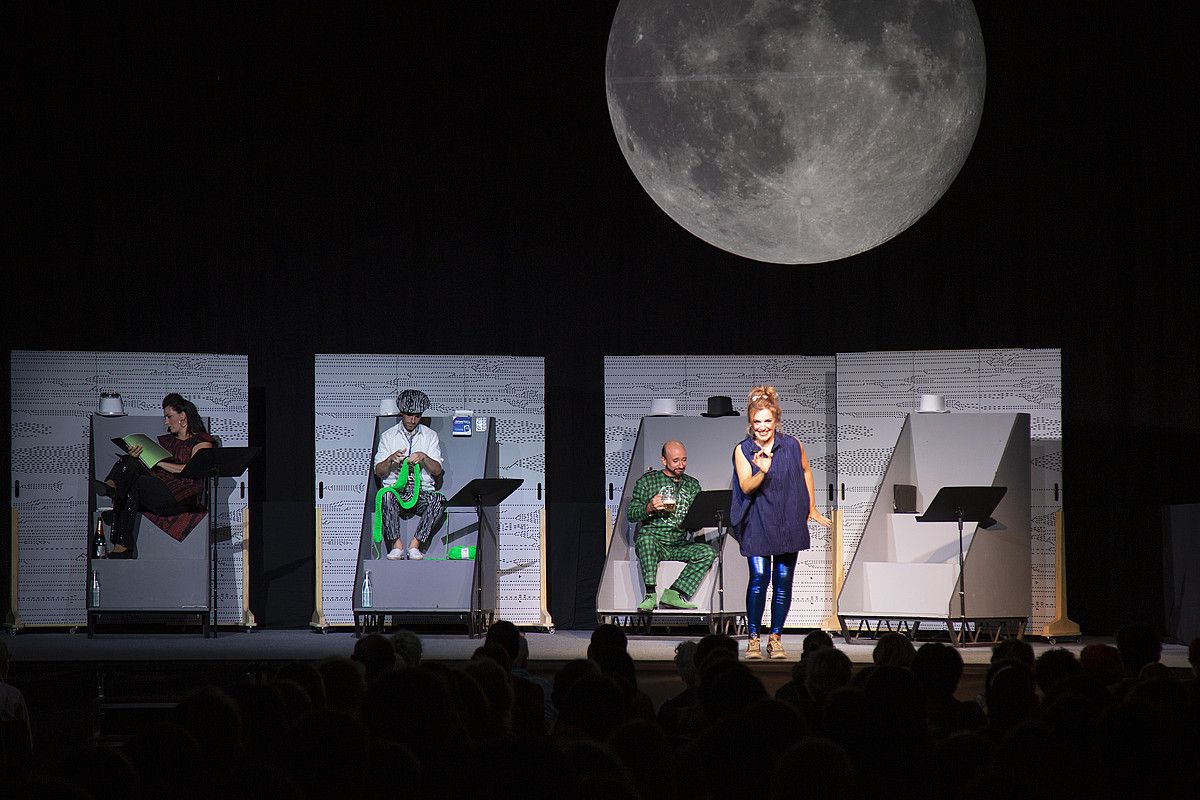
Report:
314,355,548,628
835,349,1063,635
8,351,251,629
603,356,837,628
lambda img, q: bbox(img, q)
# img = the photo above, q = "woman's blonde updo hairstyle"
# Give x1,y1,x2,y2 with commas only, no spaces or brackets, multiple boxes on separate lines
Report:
745,385,782,436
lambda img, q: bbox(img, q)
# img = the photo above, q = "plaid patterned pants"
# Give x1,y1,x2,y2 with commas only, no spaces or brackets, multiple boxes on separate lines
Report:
635,531,715,596
381,489,448,549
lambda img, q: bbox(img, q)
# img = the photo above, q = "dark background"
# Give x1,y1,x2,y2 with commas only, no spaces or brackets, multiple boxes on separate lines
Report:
6,2,1197,633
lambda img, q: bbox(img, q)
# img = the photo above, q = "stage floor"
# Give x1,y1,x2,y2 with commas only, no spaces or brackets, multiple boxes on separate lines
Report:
5,627,1193,668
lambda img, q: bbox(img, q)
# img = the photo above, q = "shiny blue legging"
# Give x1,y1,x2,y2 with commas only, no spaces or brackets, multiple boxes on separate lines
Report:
746,553,798,636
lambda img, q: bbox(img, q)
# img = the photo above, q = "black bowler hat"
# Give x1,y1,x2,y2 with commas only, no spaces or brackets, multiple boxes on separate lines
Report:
701,396,739,417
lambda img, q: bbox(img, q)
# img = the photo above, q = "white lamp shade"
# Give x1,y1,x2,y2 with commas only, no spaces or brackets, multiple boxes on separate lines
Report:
99,392,125,416
379,396,400,416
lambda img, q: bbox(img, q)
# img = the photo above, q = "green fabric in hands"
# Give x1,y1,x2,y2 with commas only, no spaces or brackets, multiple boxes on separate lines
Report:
372,460,422,544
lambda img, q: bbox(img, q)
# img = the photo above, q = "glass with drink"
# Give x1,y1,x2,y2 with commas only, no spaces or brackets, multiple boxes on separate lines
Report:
661,485,677,512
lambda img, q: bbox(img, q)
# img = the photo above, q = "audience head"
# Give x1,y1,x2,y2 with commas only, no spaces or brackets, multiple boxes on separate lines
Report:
700,661,768,722
317,657,366,713
440,666,495,740
694,633,738,670
228,682,289,761
465,653,515,729
589,645,642,713
552,658,601,711
1034,647,1082,697
769,737,856,800
390,629,423,667
911,641,964,699
801,629,835,659
54,744,141,800
171,685,242,760
1137,661,1172,681
514,631,532,669
351,633,397,680
985,659,1037,732
872,632,916,668
272,678,314,725
124,722,201,798
695,644,741,697
0,637,10,680
673,639,699,687
820,686,869,757
863,664,926,726
1079,643,1124,686
361,667,455,762
485,619,522,664
274,662,327,709
1115,622,1162,676
805,645,853,702
282,709,373,800
605,719,678,800
991,637,1035,668
588,624,628,659
556,673,628,740
472,642,513,673
744,698,807,757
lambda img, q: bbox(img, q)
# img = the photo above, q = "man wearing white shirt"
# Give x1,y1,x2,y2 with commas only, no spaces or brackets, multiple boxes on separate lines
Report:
373,389,447,560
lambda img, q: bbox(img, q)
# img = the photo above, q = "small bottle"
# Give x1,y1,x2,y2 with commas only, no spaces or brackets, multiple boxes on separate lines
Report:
362,570,372,609
90,570,101,607
93,518,107,559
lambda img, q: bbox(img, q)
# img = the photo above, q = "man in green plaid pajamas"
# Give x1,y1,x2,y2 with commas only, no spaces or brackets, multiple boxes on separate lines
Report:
627,440,715,611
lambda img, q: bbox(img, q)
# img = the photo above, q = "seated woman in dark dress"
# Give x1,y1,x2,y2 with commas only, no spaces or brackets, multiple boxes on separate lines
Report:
98,393,214,558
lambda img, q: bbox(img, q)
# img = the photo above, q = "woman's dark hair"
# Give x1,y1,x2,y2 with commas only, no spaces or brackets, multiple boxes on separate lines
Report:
163,393,207,435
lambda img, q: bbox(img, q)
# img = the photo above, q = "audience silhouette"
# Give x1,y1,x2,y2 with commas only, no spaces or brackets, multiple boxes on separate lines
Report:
4,626,1196,799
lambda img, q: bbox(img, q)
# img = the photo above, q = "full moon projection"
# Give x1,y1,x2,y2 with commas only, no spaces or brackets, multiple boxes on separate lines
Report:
606,0,986,264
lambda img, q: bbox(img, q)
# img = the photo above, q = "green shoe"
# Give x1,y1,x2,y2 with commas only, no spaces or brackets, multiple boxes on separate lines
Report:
637,592,658,612
659,588,697,609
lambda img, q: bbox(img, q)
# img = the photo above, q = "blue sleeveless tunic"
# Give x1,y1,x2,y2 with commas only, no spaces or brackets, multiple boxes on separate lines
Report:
730,435,811,557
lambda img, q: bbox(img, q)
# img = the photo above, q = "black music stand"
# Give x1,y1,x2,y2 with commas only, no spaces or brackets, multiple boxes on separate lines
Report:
916,486,1006,627
179,446,260,638
445,477,522,638
681,490,733,633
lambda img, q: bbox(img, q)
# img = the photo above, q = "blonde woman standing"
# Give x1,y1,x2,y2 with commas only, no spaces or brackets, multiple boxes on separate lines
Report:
731,386,831,659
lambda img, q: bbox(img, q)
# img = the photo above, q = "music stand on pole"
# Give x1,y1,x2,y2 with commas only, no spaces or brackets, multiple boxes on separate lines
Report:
179,446,260,638
680,490,734,634
916,486,1006,644
444,477,522,638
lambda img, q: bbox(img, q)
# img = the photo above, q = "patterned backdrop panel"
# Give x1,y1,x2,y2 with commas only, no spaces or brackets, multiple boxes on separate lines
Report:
604,356,838,626
10,351,250,626
315,355,546,625
835,349,1063,627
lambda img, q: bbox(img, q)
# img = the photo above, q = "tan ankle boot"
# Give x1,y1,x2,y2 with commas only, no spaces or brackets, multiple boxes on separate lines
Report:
767,633,787,659
745,636,763,660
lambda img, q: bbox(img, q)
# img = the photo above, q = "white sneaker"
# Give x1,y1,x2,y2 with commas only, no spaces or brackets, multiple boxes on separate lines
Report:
407,547,424,561
386,547,406,560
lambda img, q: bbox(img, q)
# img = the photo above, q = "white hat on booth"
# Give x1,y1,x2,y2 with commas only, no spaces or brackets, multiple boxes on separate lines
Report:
649,398,679,416
916,394,949,414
